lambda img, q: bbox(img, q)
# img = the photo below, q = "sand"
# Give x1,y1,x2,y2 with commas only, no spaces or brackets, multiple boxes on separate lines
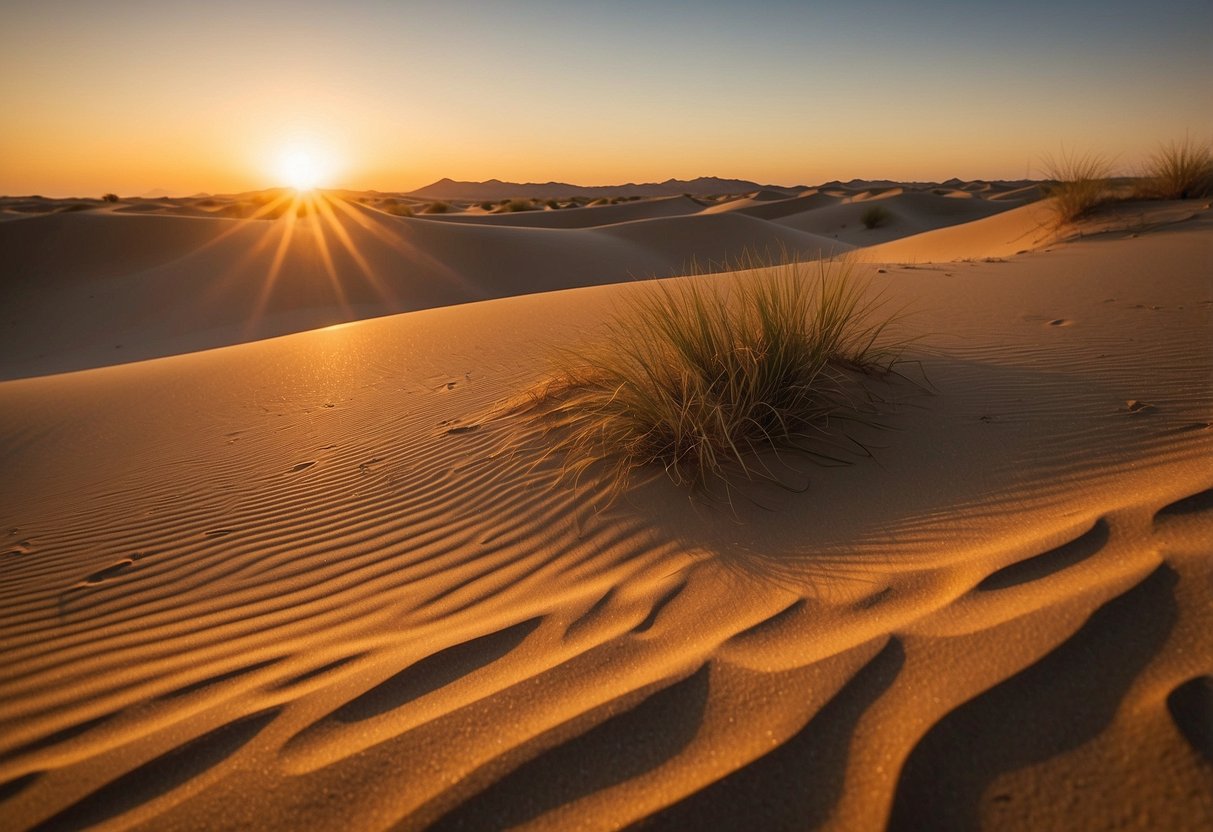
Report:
0,185,1210,830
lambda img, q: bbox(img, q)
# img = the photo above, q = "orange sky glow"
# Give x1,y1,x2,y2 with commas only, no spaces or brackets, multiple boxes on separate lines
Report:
1,1,1209,197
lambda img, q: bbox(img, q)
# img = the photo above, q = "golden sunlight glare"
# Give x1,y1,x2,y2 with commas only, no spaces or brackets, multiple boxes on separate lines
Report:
275,145,330,192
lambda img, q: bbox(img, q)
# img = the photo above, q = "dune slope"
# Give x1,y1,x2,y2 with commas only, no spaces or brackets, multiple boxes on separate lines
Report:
1,209,1210,830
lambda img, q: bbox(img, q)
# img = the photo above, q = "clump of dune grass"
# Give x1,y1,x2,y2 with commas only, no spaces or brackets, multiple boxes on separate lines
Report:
506,257,910,503
385,202,414,217
1041,150,1113,225
1138,138,1213,200
101,192,119,203
860,204,891,229
498,198,537,213
423,200,450,214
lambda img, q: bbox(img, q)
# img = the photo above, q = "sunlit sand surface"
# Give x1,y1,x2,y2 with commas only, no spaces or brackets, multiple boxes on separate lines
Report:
1,185,1210,829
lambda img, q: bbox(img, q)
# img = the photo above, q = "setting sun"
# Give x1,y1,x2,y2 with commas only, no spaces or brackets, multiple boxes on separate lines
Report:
275,146,331,192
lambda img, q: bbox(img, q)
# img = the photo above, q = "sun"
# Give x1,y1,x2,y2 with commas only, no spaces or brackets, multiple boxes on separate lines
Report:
274,145,332,192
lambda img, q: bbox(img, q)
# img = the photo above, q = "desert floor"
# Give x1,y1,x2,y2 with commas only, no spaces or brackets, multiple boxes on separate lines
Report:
1,184,1210,830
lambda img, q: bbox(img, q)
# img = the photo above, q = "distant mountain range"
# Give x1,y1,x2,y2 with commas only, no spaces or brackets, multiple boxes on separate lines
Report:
407,177,807,200
407,176,1040,200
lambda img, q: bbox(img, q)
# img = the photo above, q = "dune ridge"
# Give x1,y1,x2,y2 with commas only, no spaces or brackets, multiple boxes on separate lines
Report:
1,181,1041,380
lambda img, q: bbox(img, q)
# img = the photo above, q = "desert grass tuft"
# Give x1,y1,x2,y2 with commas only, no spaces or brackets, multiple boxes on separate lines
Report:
1041,150,1112,225
861,204,891,229
504,256,911,504
101,192,119,203
1137,137,1213,200
498,198,538,213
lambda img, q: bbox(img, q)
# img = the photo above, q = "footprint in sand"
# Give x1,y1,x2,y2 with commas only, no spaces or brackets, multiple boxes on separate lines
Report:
80,558,136,586
1046,318,1072,327
1125,399,1154,414
4,539,34,558
290,460,316,473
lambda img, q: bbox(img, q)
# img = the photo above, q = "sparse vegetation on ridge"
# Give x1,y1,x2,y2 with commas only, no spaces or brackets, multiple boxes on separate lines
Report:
505,257,910,503
498,198,538,213
1138,137,1213,200
101,193,119,202
1041,150,1113,225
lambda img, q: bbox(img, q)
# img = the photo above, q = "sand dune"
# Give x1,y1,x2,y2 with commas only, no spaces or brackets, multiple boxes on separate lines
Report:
0,196,1210,829
4,182,1033,380
403,195,705,228
859,200,1058,262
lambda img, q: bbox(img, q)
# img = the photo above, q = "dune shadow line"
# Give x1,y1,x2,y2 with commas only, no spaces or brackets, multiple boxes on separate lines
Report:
888,563,1179,832
630,637,905,831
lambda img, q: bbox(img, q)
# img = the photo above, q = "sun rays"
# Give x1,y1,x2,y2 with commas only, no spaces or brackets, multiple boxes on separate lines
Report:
188,189,404,338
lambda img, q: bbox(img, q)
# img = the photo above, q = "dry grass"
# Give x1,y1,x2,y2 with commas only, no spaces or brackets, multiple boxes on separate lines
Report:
1041,151,1113,225
498,198,538,213
861,204,891,229
504,257,910,503
1138,138,1213,200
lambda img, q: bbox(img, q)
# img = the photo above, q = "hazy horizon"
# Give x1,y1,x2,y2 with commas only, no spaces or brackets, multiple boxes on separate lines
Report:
2,0,1210,197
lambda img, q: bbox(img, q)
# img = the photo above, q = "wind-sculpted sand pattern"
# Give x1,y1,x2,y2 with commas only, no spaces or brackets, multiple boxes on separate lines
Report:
1,211,1211,830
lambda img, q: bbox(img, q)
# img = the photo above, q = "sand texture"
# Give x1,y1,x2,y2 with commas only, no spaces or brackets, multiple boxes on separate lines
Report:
1,188,1211,831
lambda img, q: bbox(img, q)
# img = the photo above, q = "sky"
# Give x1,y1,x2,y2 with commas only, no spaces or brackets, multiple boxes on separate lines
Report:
1,0,1209,196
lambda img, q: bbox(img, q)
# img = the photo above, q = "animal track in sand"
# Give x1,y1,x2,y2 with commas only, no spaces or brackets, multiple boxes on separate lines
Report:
289,460,316,473
1124,399,1154,414
1045,318,1072,327
977,519,1110,591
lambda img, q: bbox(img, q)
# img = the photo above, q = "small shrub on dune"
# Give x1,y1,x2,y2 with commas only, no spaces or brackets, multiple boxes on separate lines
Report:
385,202,414,217
101,193,119,202
1041,151,1113,225
860,204,891,229
499,198,537,213
1138,138,1213,200
509,258,909,502
423,201,450,214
